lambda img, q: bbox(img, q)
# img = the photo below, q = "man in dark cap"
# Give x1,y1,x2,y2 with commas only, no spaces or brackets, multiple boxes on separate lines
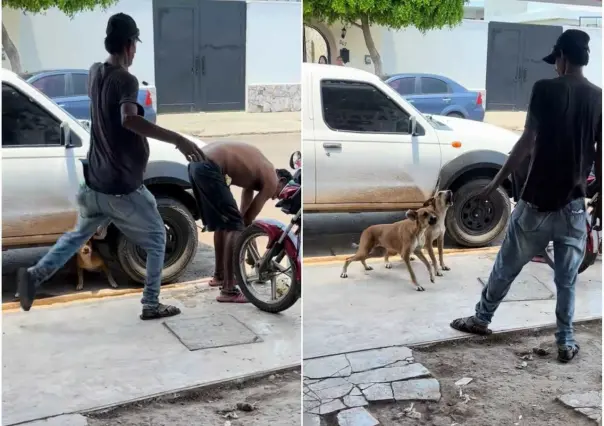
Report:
17,13,206,320
451,29,601,363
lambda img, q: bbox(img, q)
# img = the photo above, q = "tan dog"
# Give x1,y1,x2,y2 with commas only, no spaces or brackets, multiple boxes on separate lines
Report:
340,207,438,291
76,241,118,291
422,190,454,277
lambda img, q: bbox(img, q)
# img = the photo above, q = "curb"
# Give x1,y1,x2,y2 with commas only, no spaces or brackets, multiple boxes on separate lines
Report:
303,245,501,266
302,317,602,361
6,365,301,426
191,129,299,138
2,278,211,312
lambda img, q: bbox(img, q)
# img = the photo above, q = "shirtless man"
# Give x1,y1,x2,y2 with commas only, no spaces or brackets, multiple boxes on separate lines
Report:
189,141,293,303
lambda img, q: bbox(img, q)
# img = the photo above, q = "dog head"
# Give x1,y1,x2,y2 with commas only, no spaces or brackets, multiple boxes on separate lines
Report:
79,241,93,257
423,190,454,213
406,207,438,228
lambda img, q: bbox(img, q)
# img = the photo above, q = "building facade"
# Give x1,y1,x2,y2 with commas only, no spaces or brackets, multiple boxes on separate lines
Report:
2,0,301,113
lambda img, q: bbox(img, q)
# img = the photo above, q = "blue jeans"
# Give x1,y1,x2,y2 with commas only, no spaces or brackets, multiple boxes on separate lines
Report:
475,198,587,347
28,184,166,308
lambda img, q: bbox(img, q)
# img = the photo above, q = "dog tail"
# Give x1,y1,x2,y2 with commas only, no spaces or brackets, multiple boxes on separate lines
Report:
351,242,359,249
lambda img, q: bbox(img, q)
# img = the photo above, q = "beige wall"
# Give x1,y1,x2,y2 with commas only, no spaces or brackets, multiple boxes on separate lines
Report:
2,8,23,70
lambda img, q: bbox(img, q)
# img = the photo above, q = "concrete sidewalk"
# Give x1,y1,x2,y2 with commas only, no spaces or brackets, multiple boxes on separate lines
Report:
303,253,601,359
2,284,301,426
158,111,300,137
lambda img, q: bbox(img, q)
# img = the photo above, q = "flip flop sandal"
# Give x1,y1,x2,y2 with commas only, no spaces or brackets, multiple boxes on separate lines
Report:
450,316,493,336
140,303,181,320
216,291,249,304
208,275,224,287
17,268,37,312
558,344,580,363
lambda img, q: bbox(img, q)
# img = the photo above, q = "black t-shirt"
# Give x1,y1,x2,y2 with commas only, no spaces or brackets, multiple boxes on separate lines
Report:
86,62,149,195
520,75,602,211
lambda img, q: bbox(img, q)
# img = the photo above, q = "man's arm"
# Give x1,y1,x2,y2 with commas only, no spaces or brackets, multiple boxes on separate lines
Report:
242,188,273,226
484,83,542,193
118,74,206,161
240,188,254,214
595,114,602,193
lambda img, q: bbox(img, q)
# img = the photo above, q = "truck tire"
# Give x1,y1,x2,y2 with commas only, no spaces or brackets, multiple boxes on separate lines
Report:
116,196,198,284
446,178,510,248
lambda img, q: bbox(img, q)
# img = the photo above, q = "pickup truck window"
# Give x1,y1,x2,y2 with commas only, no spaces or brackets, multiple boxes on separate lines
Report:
2,83,62,147
321,80,411,134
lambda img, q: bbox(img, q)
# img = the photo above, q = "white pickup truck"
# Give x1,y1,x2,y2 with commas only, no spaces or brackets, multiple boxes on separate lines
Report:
2,69,203,284
303,63,519,247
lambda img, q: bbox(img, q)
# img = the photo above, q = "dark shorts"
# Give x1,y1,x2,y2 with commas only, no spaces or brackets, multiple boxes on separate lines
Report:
188,161,245,232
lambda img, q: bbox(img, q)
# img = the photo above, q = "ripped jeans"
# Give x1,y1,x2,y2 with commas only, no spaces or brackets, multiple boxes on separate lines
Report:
475,198,587,347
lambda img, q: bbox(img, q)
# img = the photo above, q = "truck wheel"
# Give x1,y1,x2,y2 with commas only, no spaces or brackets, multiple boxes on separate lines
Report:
447,111,465,119
445,178,510,248
116,197,198,284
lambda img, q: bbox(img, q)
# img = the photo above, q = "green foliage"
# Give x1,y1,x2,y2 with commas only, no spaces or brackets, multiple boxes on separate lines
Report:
304,0,468,32
2,0,118,17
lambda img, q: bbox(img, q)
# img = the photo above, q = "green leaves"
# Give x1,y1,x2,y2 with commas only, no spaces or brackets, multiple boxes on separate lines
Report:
2,0,119,17
304,0,467,32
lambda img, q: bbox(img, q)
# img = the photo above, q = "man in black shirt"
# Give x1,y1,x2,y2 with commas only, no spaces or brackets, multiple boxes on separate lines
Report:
451,29,601,363
17,13,206,320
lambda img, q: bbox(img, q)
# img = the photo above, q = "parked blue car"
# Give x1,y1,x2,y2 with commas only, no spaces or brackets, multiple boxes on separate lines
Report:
21,69,157,123
384,73,485,122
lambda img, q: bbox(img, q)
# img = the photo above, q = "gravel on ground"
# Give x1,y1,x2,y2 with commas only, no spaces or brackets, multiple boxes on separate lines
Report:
330,321,601,426
86,370,301,426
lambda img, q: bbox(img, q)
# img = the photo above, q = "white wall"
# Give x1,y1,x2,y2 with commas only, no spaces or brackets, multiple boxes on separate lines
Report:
380,20,489,91
245,1,301,85
2,1,156,85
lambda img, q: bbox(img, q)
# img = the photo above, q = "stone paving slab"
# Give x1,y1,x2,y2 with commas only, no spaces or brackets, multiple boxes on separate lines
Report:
478,275,555,301
302,345,441,424
23,415,89,426
558,391,603,424
303,254,602,359
2,287,300,426
163,314,262,351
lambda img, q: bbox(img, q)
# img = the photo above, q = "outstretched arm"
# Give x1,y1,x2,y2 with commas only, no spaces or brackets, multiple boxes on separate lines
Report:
242,189,272,227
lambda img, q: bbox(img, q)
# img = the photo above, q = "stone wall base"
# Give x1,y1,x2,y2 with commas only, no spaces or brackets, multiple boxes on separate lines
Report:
247,84,301,113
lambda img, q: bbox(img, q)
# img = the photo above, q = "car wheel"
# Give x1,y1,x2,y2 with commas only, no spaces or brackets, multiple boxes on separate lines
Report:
116,196,199,284
445,178,510,248
447,111,465,119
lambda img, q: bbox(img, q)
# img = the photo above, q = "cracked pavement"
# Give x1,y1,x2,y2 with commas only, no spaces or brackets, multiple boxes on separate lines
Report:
558,391,602,425
303,346,440,425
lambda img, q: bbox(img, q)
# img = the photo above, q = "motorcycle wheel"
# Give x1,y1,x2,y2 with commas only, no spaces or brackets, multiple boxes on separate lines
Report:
233,224,300,313
543,239,598,275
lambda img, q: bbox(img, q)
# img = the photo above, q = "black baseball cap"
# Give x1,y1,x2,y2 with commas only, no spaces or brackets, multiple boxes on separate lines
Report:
106,13,141,43
543,29,589,65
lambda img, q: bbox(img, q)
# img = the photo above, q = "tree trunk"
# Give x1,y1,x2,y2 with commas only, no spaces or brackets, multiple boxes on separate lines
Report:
360,14,382,77
2,21,22,74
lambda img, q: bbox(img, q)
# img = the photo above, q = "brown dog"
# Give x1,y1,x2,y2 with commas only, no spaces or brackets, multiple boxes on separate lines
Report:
76,241,118,291
422,190,454,277
340,207,438,291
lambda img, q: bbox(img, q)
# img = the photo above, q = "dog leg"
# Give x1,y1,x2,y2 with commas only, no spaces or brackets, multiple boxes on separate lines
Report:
102,265,119,288
426,242,442,277
414,248,435,283
438,235,450,271
360,260,373,271
384,253,392,269
76,267,84,291
402,250,424,291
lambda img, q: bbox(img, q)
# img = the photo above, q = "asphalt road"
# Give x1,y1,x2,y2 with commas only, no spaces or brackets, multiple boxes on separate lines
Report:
1,132,299,303
303,210,505,258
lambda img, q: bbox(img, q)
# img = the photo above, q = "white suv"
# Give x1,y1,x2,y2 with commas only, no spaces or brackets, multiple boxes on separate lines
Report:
2,69,204,284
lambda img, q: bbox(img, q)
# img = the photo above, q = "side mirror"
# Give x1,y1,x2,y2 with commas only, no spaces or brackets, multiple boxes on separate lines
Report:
61,122,82,148
289,150,302,169
409,116,417,136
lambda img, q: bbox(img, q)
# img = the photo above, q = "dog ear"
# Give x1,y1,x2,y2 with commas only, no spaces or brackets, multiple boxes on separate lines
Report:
423,197,435,207
406,209,418,221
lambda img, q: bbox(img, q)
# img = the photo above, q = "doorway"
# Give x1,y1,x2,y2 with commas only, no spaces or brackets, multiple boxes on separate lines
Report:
485,22,562,111
153,0,247,113
304,25,330,64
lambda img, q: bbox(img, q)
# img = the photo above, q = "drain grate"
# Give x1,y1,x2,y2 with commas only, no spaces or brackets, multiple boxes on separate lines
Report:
477,275,555,302
164,314,263,351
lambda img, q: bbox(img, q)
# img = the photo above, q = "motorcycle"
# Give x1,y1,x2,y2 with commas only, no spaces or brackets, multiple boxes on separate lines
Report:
233,151,302,313
542,171,601,274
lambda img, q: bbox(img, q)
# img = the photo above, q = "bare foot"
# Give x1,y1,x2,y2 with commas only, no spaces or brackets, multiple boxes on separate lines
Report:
209,275,224,287
216,290,248,303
